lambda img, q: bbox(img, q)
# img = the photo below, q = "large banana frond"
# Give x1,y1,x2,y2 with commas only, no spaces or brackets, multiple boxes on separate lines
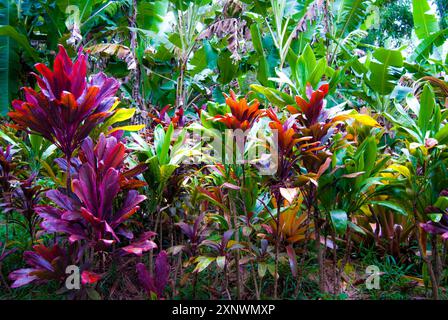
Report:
336,0,370,38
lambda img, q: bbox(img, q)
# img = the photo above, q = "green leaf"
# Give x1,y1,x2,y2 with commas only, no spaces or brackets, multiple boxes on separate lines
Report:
330,209,348,234
86,288,101,300
146,156,161,183
160,164,178,185
250,24,271,87
0,25,38,60
29,134,43,154
250,84,295,107
105,108,136,126
258,262,267,278
336,0,370,37
371,201,408,215
434,197,448,211
216,256,226,269
159,123,174,165
418,84,435,137
217,50,238,85
108,124,145,134
435,124,448,144
137,0,169,32
410,29,448,63
412,0,439,40
366,48,403,95
428,213,442,223
308,58,327,88
154,124,166,162
348,221,366,235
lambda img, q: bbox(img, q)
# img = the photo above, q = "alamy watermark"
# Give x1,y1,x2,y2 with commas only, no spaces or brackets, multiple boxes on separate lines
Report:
170,127,280,176
365,265,381,290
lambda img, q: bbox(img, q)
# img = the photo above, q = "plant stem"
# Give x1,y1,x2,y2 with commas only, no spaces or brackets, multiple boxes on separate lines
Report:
274,193,281,299
66,154,72,196
230,197,241,299
251,261,260,300
310,186,325,294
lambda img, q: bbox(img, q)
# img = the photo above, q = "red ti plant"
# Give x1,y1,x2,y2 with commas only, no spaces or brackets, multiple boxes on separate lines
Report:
175,213,209,257
266,108,312,181
287,83,330,126
265,84,335,296
207,90,266,298
214,90,264,131
137,251,170,299
148,105,186,128
286,83,334,172
36,134,150,253
3,174,43,243
0,145,16,195
9,244,69,288
8,244,100,289
8,45,120,191
421,190,448,240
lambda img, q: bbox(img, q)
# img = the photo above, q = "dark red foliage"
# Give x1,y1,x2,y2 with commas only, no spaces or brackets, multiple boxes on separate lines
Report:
8,45,120,158
136,250,170,299
36,134,150,253
9,244,69,288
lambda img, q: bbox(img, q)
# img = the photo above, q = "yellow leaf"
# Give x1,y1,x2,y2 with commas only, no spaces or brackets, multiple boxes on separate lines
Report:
108,98,120,111
388,164,410,179
108,124,145,134
333,113,381,127
107,108,136,124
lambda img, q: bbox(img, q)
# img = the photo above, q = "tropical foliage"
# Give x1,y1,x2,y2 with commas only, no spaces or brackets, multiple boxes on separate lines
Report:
0,0,447,300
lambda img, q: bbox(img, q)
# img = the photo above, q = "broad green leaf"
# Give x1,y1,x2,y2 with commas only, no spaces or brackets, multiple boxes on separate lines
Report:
250,24,271,86
428,213,442,223
435,124,448,144
418,84,435,136
154,124,166,161
371,200,408,215
367,48,403,95
258,262,267,278
137,0,169,32
159,123,174,165
336,0,370,37
434,197,448,211
412,0,439,40
217,50,238,85
410,29,448,63
330,209,348,234
0,25,38,60
308,58,327,88
29,134,43,154
250,84,295,107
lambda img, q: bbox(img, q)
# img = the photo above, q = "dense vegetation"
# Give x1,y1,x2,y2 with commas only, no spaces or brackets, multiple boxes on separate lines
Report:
0,0,447,300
